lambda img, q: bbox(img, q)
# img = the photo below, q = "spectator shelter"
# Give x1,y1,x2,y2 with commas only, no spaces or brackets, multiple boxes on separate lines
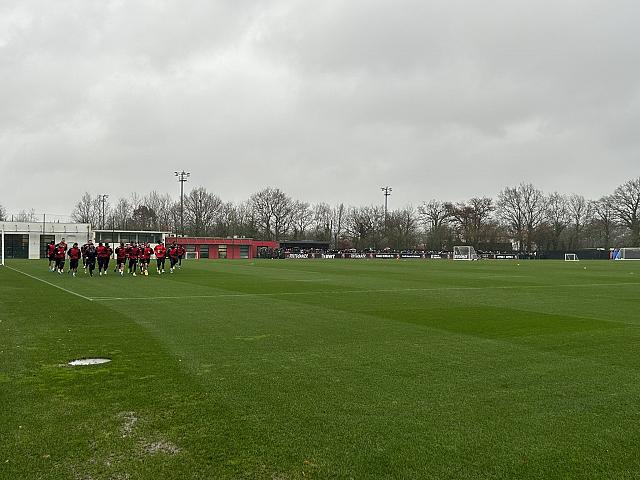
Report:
165,236,279,259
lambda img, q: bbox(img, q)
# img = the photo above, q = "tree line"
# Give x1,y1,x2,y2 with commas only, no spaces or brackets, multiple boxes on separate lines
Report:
3,177,638,251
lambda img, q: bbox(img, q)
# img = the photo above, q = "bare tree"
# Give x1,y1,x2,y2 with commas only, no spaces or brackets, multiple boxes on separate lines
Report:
566,194,593,249
590,196,617,249
610,177,640,246
418,200,450,251
15,209,38,222
112,197,132,230
184,187,222,236
249,187,294,240
0,203,6,221
310,202,333,242
291,200,314,240
543,192,569,250
145,191,175,231
71,192,101,227
445,197,494,246
345,206,379,250
497,183,544,251
332,203,345,248
386,206,419,250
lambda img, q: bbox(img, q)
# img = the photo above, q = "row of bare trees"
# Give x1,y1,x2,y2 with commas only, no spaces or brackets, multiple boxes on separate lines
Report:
64,176,640,251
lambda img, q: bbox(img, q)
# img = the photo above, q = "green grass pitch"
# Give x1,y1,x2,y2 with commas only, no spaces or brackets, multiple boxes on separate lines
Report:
2,258,640,479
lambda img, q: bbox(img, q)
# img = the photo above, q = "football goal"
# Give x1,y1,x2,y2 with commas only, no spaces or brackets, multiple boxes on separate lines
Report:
453,245,478,261
614,247,640,260
564,253,579,261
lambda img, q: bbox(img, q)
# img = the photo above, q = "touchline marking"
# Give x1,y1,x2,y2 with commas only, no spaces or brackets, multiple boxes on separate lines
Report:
5,266,94,302
90,282,640,302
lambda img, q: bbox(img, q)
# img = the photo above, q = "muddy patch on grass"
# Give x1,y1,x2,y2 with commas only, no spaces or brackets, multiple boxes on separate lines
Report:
141,440,180,455
117,411,138,438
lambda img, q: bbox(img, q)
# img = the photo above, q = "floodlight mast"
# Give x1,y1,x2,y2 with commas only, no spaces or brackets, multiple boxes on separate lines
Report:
381,186,392,232
175,171,190,237
98,194,109,230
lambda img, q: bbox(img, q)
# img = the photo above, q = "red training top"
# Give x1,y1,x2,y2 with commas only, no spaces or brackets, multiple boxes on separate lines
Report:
68,247,81,260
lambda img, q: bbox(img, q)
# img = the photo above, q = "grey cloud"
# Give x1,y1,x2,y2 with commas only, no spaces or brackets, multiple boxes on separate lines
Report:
1,0,638,215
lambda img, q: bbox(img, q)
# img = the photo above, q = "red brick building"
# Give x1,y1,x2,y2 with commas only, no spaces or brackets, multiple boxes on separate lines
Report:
165,237,279,259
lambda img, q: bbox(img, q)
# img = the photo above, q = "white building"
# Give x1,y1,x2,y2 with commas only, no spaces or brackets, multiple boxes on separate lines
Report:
0,221,91,259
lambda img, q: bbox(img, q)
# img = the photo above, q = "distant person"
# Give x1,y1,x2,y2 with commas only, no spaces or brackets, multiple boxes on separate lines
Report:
81,242,89,273
67,243,81,277
154,242,166,274
177,244,186,268
140,243,153,276
54,241,67,274
168,243,179,273
47,240,56,272
85,240,97,277
115,242,127,276
127,242,140,276
96,242,108,276
104,243,113,273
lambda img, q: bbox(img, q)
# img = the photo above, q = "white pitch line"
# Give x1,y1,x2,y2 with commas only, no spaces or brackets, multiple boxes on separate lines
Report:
90,281,640,302
4,265,94,302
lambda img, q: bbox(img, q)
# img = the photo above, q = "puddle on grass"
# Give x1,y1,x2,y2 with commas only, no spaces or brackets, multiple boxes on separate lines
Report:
68,358,111,366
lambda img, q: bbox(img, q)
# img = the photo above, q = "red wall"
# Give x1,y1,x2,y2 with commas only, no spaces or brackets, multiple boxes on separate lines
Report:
166,237,279,260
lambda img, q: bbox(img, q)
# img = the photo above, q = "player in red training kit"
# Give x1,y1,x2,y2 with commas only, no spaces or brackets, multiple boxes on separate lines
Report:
168,243,179,273
154,242,167,274
139,243,153,276
67,243,81,277
54,240,67,274
127,243,140,276
177,244,186,268
115,242,127,276
96,243,106,276
47,241,56,272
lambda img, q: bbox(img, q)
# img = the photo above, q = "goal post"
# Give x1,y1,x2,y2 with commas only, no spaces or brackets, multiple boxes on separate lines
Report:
614,247,640,260
453,245,478,261
564,253,579,261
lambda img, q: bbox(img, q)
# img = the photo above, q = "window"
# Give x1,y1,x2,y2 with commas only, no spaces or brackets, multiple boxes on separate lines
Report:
218,244,227,259
240,245,250,259
40,235,55,258
199,245,209,258
5,234,29,259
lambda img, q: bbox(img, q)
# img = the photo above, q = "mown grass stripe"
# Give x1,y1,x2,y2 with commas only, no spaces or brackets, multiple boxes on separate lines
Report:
3,265,94,302
90,281,640,301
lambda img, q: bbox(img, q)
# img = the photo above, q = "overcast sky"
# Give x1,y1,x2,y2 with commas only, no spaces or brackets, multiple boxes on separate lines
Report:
1,0,639,217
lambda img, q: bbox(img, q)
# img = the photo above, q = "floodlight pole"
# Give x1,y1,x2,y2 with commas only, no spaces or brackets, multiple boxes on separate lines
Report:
381,186,392,232
1,226,4,266
99,194,109,230
174,171,190,237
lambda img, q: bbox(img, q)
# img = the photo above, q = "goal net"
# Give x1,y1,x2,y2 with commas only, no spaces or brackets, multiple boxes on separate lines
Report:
564,253,579,261
453,245,478,261
614,247,640,260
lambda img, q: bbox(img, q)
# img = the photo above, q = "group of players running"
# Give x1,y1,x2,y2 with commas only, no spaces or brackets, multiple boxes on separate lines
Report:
46,239,186,277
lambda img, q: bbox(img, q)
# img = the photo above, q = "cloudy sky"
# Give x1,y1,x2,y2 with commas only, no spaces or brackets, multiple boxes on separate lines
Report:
1,0,638,217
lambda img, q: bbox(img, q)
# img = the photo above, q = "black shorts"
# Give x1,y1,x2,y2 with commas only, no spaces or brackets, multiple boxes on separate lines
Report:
48,255,55,261
56,259,65,267
117,257,126,265
129,258,137,267
70,259,79,269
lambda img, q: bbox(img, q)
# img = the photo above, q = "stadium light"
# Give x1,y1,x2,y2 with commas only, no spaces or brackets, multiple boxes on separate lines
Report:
174,171,190,237
98,194,109,230
381,186,392,232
